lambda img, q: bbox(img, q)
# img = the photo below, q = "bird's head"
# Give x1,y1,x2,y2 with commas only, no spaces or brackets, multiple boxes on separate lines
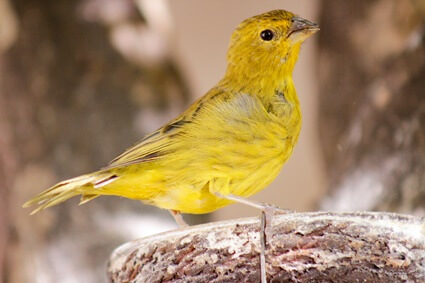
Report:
224,10,319,91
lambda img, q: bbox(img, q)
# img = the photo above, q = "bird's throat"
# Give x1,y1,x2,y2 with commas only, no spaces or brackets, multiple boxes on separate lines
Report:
222,44,301,98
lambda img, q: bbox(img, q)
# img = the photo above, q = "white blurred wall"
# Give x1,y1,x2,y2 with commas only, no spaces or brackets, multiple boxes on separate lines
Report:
167,0,327,220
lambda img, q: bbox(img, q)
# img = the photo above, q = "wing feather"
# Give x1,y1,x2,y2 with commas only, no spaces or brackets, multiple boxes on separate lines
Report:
103,120,185,170
103,86,227,170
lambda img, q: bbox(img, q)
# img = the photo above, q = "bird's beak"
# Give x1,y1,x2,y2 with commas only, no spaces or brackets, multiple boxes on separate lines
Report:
287,16,319,44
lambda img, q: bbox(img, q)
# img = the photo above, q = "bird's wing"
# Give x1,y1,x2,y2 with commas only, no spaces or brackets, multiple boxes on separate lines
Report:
103,87,226,170
103,119,187,170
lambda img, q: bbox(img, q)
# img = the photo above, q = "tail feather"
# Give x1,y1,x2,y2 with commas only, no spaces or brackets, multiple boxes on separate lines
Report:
23,173,117,214
28,190,81,215
79,194,100,205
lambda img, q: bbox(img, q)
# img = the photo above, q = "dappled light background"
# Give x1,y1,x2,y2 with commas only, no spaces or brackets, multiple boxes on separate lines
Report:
1,0,424,282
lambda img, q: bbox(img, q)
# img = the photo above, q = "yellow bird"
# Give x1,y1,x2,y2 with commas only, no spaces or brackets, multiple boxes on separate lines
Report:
24,10,318,227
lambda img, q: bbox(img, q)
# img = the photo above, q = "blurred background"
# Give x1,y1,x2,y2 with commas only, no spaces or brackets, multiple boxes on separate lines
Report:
1,0,424,282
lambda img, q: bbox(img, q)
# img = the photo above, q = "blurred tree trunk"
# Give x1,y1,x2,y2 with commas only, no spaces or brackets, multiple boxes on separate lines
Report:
0,0,192,282
318,0,425,214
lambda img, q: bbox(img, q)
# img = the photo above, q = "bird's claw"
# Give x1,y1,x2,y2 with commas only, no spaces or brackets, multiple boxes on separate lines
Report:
263,203,294,216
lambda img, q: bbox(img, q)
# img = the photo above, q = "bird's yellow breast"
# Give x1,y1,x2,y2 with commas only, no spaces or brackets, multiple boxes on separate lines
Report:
147,84,302,214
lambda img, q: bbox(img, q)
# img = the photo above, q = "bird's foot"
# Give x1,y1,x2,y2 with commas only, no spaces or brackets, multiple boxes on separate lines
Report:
169,209,189,228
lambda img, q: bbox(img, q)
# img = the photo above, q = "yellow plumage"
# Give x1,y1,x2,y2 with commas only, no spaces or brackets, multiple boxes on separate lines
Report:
24,10,318,217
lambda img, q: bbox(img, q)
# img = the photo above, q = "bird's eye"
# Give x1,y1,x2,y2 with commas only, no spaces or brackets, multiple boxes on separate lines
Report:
260,29,274,41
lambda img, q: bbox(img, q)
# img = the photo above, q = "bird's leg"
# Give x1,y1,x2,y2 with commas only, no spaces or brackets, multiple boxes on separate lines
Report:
213,192,293,283
169,209,189,228
214,193,293,236
216,193,293,213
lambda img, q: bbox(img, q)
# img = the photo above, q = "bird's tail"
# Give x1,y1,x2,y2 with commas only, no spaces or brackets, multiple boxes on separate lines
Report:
23,172,119,215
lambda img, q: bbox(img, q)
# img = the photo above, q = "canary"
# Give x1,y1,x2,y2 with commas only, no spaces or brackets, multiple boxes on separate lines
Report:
24,10,318,228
